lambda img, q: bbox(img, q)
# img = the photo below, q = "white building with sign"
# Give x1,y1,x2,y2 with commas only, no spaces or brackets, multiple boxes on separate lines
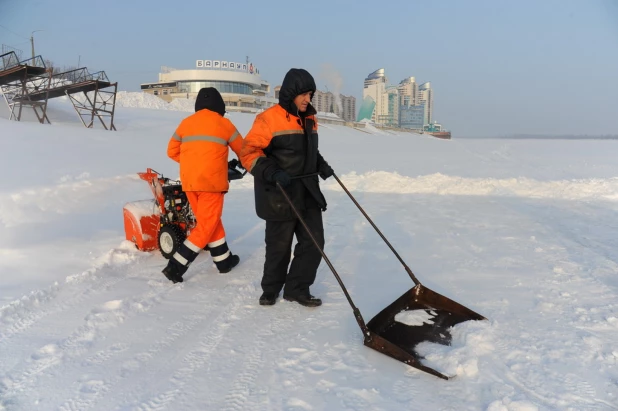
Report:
140,59,277,113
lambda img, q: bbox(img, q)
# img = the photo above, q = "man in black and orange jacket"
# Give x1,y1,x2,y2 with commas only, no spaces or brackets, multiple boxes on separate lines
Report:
240,68,334,307
163,87,243,283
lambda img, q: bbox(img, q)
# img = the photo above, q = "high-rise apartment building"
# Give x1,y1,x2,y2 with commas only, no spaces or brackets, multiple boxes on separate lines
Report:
312,90,333,114
418,82,433,125
361,68,400,126
311,90,356,122
397,77,419,107
361,68,388,123
339,94,356,123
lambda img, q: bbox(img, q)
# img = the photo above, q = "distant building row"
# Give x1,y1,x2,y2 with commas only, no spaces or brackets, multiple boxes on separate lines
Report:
359,68,436,130
140,61,357,121
139,64,445,131
274,86,356,122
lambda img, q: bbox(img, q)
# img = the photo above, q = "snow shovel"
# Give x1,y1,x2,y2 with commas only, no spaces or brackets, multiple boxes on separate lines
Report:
277,174,486,380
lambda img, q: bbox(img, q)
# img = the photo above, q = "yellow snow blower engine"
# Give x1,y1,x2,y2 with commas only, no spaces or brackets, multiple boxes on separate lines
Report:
123,160,246,259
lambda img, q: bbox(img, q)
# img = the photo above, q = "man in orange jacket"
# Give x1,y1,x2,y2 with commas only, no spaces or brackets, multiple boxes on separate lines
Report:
163,87,243,283
240,68,334,307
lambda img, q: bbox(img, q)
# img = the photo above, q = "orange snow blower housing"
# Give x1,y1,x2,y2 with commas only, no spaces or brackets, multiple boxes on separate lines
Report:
123,161,246,258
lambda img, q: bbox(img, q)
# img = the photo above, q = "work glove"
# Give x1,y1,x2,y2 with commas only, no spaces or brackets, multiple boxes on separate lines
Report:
318,162,334,180
271,169,291,187
228,158,244,170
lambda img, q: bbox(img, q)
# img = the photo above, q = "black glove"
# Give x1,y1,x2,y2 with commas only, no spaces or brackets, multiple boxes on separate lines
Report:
318,162,334,180
271,169,291,187
228,158,244,170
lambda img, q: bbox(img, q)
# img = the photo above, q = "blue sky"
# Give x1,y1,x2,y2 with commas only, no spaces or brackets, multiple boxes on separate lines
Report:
1,0,617,136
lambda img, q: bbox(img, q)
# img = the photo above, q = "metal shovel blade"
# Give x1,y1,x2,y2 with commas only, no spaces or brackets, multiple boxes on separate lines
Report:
364,284,487,380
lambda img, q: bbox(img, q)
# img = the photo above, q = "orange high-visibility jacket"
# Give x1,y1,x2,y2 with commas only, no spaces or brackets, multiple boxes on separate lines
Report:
240,104,327,221
167,109,243,192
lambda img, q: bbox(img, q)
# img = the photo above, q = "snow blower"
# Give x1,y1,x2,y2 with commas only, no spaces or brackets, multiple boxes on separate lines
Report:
277,174,487,380
123,160,246,259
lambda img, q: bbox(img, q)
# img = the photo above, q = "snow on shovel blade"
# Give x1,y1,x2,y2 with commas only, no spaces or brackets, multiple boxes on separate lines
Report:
364,284,486,380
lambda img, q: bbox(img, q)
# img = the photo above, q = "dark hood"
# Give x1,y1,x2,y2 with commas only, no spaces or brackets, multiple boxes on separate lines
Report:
195,87,226,116
278,68,317,116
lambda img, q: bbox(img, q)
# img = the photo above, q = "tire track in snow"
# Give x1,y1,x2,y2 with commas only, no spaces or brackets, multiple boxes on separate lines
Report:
51,225,265,410
481,197,618,409
527,201,618,292
56,303,211,411
209,294,303,411
126,285,253,411
154,244,268,410
111,225,304,410
81,342,131,366
0,271,181,400
0,245,148,347
494,365,618,411
105,228,264,411
209,204,381,411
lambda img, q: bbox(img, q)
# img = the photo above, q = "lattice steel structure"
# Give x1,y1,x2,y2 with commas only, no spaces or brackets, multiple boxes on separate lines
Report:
0,51,52,124
0,51,118,130
40,67,118,130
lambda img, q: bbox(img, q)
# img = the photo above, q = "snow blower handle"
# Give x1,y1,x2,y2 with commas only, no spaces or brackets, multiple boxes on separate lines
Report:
332,173,421,286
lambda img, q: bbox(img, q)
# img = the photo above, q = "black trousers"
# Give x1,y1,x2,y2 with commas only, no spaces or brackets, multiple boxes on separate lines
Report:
262,207,325,297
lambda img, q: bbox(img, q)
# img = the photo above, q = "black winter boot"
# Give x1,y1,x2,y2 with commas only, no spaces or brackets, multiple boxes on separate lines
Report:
208,238,239,273
215,254,240,274
162,259,187,284
259,291,279,306
162,240,200,283
283,294,322,307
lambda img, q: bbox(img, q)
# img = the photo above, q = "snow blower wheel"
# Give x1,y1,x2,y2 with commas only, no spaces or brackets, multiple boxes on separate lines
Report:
158,224,185,259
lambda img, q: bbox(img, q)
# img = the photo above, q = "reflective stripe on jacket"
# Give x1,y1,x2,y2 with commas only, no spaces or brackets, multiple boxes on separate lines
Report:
168,109,243,192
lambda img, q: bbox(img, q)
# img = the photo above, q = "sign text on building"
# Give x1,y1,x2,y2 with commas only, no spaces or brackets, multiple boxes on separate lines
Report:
195,60,259,75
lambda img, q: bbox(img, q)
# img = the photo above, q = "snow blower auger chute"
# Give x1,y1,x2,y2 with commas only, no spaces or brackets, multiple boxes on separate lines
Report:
276,174,486,380
123,160,246,258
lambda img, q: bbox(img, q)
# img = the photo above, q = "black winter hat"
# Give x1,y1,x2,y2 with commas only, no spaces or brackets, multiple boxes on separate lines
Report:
278,68,316,114
195,87,226,116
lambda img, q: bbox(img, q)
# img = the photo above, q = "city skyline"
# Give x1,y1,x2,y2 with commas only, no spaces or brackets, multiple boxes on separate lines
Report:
1,0,617,136
359,68,435,128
